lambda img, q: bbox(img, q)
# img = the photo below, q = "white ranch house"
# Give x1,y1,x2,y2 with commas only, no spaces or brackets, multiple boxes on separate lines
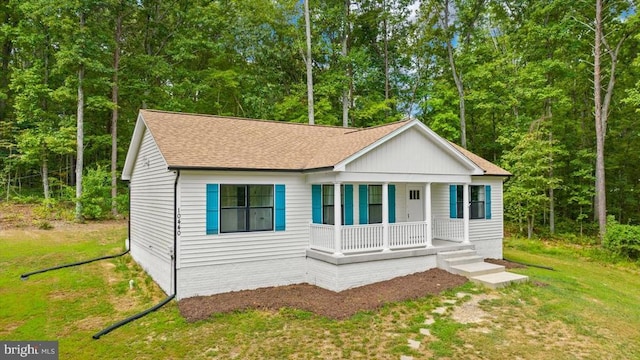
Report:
122,110,512,299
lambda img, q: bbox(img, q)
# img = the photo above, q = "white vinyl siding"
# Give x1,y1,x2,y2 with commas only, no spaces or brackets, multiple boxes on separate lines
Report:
177,171,309,268
468,178,504,242
430,179,504,246
431,183,452,218
129,128,175,293
346,128,471,175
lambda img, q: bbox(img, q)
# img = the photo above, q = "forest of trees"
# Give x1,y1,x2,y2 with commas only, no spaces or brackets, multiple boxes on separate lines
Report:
0,0,638,238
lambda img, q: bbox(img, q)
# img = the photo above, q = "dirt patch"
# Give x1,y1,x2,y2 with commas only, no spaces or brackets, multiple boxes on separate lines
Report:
179,268,467,322
0,203,126,231
451,293,500,324
485,258,526,269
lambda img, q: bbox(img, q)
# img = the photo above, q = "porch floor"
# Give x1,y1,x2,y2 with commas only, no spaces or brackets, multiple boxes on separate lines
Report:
306,239,474,266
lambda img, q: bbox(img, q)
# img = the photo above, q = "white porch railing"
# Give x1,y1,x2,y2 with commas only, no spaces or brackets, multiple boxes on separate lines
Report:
310,219,465,254
309,224,335,253
389,222,428,249
341,224,384,253
310,221,435,254
432,217,464,242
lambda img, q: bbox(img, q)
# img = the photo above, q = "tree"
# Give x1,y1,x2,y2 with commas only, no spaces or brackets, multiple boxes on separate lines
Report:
592,0,635,240
502,121,564,238
304,0,315,124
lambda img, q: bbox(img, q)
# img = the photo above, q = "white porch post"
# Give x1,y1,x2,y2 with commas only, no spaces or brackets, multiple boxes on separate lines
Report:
333,182,343,256
463,183,470,244
382,182,390,252
425,182,433,248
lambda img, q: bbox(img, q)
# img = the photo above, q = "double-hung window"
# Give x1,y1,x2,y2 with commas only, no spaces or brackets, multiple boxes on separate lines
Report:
206,183,285,235
368,185,383,224
451,184,492,220
220,185,274,233
321,185,345,225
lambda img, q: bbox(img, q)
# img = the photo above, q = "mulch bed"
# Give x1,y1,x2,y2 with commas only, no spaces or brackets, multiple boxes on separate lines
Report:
179,268,468,322
179,259,527,322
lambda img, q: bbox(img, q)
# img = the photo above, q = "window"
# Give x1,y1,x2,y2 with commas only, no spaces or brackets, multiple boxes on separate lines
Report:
206,184,285,234
321,185,345,225
452,185,491,220
470,186,485,219
409,190,420,200
368,185,383,224
220,185,273,233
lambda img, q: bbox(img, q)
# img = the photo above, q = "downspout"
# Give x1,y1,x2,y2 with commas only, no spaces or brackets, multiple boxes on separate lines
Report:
172,170,179,296
93,170,180,339
20,182,132,280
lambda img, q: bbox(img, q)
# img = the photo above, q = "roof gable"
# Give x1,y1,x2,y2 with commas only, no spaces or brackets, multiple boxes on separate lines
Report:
340,120,484,175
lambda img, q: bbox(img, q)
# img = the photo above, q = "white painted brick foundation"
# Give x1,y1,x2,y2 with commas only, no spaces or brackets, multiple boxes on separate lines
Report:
305,255,438,292
130,241,172,295
471,238,503,260
177,257,307,299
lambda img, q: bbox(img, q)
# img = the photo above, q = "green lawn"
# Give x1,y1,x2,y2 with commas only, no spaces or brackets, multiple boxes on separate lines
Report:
1,224,639,359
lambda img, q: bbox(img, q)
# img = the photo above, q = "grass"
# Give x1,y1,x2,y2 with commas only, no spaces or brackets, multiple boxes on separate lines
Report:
1,224,639,359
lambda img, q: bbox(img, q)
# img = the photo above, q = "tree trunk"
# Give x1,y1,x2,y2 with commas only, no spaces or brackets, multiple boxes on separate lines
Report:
594,0,606,242
341,0,350,128
383,0,389,104
76,63,84,222
42,155,49,201
547,104,555,234
527,215,533,239
304,0,315,125
443,0,466,148
75,11,86,222
111,11,122,216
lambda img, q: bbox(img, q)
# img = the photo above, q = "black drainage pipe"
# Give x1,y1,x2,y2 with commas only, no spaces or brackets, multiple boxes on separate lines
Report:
503,257,554,271
93,170,181,339
92,293,175,339
22,184,133,280
20,249,129,280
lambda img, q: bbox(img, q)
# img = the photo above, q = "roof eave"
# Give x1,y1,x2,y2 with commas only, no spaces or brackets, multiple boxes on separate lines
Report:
166,165,310,173
121,113,147,181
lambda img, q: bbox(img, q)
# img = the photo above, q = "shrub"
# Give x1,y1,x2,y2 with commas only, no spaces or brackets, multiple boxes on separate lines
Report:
605,216,640,259
80,165,112,220
33,197,74,221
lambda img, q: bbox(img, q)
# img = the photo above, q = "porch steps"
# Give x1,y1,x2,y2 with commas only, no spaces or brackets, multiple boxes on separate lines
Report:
470,272,530,289
444,255,485,267
436,249,477,270
449,262,504,277
437,249,529,289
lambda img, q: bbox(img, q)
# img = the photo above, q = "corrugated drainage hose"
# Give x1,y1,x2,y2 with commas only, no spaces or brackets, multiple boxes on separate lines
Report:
20,249,130,280
503,257,554,271
92,294,175,339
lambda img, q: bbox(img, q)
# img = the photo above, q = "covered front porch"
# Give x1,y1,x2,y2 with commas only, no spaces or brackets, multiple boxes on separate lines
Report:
307,181,474,256
309,218,468,254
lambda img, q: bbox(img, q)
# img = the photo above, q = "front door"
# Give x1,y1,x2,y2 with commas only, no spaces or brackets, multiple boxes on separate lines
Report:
407,186,424,221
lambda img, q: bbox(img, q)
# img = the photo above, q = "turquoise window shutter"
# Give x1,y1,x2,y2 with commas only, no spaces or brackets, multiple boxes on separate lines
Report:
206,184,219,234
388,184,396,223
359,184,368,224
344,184,354,225
449,185,457,219
275,185,286,231
312,185,322,224
485,185,492,219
